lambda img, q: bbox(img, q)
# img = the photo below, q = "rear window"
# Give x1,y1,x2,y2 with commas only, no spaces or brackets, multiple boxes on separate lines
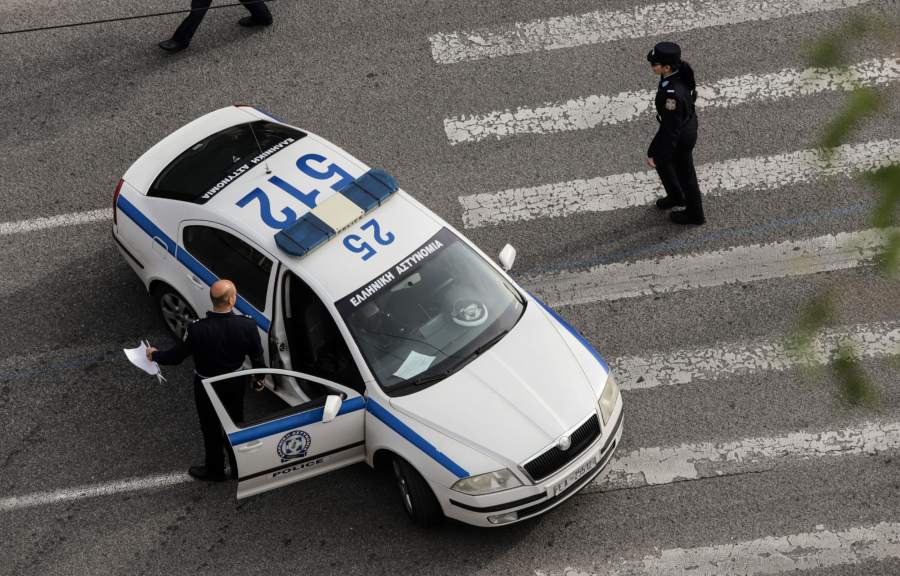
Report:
149,121,306,204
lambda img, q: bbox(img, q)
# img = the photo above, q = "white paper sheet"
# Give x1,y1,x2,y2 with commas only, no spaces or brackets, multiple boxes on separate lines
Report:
124,341,166,383
393,351,436,380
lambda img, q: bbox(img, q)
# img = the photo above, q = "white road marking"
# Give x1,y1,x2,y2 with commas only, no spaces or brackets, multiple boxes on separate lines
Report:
613,322,900,391
0,209,108,236
445,56,900,145
430,0,869,65
0,473,191,512
460,139,900,228
521,228,895,307
552,522,900,575
597,421,900,491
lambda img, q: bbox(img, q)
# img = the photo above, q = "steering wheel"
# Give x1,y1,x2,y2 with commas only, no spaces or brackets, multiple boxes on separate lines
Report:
424,278,455,303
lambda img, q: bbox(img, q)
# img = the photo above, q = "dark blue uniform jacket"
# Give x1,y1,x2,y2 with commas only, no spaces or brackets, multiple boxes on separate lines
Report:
647,71,697,165
152,310,266,378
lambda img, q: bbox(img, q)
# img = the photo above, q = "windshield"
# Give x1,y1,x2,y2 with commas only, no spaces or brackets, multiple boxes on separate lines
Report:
335,228,525,393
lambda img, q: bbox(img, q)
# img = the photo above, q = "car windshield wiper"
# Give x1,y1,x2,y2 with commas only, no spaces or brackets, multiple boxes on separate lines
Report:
389,330,510,393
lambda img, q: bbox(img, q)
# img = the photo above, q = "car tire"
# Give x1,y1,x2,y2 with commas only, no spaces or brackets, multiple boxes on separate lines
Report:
392,456,443,527
153,283,198,341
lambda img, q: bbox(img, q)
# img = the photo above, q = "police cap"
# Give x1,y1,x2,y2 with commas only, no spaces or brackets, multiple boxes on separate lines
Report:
647,42,681,65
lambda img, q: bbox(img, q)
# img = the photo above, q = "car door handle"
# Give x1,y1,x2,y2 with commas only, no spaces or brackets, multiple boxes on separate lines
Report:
238,441,264,452
187,274,204,290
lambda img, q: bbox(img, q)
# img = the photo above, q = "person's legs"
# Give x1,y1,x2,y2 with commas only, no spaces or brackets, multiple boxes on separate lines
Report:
654,162,686,209
171,0,214,46
671,134,704,221
193,375,227,473
239,0,273,24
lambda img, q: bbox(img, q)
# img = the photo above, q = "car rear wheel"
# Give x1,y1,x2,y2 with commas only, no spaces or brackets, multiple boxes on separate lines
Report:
392,456,443,527
154,284,198,341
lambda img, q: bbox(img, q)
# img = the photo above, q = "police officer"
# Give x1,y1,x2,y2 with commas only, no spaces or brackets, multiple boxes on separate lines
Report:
146,279,267,482
646,42,706,225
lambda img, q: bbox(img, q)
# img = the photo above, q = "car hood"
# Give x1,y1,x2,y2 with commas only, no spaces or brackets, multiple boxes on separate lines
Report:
390,302,597,467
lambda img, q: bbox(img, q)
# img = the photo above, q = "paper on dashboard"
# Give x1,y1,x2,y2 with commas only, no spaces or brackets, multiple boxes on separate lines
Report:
124,341,166,383
393,351,436,380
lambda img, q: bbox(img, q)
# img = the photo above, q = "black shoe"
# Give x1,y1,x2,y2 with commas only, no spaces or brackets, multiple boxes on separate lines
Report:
655,196,686,210
238,16,273,27
159,39,188,52
188,466,227,482
669,210,706,225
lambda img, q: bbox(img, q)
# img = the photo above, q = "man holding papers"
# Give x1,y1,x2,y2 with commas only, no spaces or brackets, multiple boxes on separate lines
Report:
146,279,267,482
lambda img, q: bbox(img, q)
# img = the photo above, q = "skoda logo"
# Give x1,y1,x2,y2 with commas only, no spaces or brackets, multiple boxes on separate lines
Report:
558,435,571,451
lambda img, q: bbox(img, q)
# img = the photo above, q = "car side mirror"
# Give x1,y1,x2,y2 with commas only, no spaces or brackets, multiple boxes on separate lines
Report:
322,395,343,423
499,244,517,271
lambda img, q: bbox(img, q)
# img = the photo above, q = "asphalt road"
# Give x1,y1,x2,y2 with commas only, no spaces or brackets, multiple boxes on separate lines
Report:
2,0,900,574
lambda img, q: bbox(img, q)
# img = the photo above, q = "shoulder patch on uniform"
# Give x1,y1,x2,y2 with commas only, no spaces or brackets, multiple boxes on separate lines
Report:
662,80,669,87
665,98,676,110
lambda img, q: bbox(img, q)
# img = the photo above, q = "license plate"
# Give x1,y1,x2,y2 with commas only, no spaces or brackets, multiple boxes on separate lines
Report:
552,455,597,496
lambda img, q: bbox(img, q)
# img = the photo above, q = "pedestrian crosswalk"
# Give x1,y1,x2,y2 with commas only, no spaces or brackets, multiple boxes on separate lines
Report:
428,0,900,571
444,56,900,145
430,0,871,64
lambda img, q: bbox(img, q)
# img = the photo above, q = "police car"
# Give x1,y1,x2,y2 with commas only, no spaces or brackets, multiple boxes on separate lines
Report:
112,106,623,527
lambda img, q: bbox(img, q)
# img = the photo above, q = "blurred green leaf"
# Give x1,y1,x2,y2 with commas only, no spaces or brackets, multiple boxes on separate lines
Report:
819,88,882,151
867,165,900,229
832,345,881,407
789,285,836,354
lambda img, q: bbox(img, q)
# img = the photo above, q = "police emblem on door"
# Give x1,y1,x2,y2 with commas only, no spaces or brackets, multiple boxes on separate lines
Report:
278,430,312,462
665,98,676,110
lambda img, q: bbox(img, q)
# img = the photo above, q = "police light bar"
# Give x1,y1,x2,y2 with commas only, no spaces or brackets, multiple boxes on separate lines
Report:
275,169,399,258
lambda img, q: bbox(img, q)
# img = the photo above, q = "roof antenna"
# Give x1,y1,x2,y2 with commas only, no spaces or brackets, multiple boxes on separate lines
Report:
248,123,271,174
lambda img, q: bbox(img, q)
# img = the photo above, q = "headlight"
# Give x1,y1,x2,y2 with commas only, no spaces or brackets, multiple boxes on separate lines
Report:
451,469,523,495
598,372,619,425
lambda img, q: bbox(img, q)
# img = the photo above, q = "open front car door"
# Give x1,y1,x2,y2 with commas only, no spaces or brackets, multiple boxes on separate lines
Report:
201,368,366,499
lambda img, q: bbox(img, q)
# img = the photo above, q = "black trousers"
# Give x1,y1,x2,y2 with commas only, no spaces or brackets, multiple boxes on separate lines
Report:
172,0,272,45
654,130,705,219
193,375,245,472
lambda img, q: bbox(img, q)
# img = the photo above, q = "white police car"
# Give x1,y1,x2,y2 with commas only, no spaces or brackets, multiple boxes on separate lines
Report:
112,106,622,527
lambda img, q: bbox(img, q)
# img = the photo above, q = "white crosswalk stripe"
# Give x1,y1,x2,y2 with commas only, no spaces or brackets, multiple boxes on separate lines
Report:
521,228,895,307
0,473,191,512
546,522,900,575
460,139,900,228
445,56,900,145
597,421,900,492
430,0,870,65
613,322,900,390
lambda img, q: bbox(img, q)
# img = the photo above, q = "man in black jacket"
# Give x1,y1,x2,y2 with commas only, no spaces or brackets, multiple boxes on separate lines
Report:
646,42,706,225
147,280,266,481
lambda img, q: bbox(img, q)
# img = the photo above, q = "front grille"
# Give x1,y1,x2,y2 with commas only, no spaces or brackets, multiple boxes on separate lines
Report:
522,414,601,482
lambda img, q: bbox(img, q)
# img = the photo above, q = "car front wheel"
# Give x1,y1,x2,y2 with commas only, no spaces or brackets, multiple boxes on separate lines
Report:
154,284,198,341
392,456,443,527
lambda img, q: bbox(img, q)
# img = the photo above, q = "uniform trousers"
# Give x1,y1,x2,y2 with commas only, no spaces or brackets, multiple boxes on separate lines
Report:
172,0,272,45
193,375,245,473
654,128,705,219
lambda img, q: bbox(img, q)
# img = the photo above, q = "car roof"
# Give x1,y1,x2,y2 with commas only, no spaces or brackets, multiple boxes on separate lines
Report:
154,110,445,303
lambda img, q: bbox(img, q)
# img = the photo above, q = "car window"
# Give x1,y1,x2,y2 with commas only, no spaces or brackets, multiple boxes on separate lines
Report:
149,121,306,204
335,228,526,393
183,225,273,312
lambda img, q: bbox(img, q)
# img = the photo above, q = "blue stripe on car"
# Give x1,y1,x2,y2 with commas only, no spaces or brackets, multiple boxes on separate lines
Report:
527,291,610,373
228,396,366,445
367,398,469,478
117,194,271,333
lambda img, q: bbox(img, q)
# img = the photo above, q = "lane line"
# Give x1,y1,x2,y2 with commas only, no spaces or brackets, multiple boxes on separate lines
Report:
430,0,870,65
613,322,900,391
0,473,192,512
550,522,900,576
521,228,895,307
0,209,109,236
596,421,900,492
445,56,900,145
460,138,900,228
